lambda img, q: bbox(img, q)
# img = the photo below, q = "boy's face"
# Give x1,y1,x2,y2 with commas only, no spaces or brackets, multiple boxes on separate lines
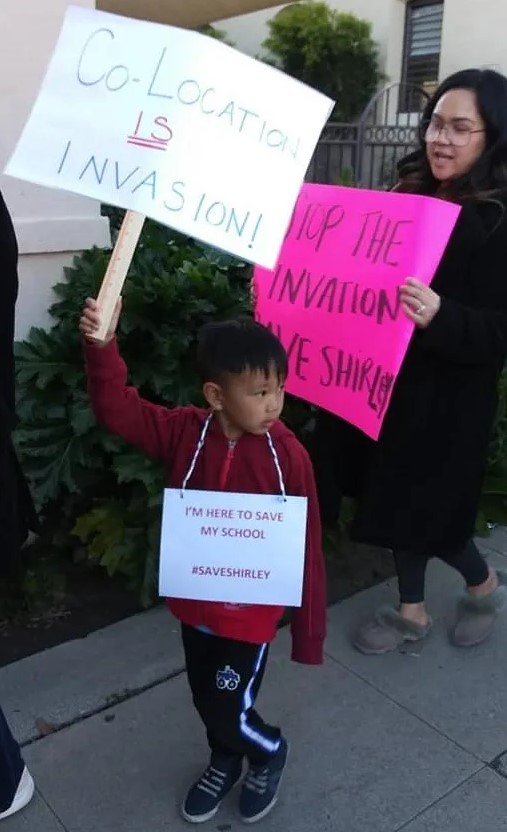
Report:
204,368,285,440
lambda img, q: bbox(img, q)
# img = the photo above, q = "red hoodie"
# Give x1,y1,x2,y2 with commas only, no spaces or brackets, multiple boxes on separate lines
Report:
84,339,327,664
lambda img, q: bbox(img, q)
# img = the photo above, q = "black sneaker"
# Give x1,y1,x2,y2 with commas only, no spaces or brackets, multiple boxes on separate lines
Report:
239,738,289,824
182,753,243,824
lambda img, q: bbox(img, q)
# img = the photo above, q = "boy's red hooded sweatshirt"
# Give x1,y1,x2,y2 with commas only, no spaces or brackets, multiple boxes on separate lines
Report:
84,339,327,664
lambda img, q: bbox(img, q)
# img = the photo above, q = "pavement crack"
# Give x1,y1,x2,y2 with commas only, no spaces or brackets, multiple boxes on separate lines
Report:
392,766,487,831
324,650,487,765
21,665,186,748
487,749,507,778
38,789,70,831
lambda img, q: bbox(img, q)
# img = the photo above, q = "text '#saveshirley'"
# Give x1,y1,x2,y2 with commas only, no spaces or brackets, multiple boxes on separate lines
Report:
192,565,271,580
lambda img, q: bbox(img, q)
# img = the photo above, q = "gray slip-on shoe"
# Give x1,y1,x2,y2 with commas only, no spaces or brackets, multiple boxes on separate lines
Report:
451,570,507,648
353,606,433,655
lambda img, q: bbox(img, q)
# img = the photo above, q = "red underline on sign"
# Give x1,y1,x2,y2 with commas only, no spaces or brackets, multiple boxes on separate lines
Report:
126,137,168,151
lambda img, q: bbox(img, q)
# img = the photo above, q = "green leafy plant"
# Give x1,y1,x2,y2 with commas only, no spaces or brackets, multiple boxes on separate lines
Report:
14,212,253,605
262,2,382,122
336,168,356,187
198,24,235,47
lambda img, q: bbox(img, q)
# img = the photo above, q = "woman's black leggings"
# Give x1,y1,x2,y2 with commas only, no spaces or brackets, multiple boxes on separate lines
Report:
393,540,490,604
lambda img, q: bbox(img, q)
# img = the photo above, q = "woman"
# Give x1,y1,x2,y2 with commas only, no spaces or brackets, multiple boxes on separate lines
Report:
311,68,507,654
0,190,37,818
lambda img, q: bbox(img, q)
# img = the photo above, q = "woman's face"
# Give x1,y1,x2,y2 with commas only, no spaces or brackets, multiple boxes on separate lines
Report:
425,88,487,183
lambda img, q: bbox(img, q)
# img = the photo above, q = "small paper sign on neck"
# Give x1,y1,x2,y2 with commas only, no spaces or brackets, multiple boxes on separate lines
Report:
159,489,308,606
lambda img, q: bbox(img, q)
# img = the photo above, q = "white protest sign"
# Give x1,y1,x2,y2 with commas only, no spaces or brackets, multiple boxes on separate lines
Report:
159,489,308,606
5,6,333,269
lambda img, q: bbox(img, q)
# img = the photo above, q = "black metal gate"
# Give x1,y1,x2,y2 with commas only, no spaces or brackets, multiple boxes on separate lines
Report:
307,83,429,189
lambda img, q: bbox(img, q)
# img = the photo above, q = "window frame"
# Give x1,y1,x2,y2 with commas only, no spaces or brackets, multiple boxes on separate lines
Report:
401,0,444,112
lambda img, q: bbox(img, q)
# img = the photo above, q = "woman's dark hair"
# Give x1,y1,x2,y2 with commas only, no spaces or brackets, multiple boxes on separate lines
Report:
396,68,507,202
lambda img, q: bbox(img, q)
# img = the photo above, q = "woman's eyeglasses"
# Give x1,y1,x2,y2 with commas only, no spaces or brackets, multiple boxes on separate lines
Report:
423,117,486,148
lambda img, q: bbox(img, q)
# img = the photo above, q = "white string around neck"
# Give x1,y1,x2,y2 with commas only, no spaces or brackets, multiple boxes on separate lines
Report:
180,413,287,501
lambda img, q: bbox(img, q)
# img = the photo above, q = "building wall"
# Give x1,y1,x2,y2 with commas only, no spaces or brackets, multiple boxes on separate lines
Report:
439,0,507,79
221,0,507,100
0,0,110,339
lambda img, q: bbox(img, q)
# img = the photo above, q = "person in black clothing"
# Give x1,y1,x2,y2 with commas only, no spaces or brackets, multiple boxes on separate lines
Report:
0,191,38,579
0,191,37,820
0,710,33,821
310,69,507,654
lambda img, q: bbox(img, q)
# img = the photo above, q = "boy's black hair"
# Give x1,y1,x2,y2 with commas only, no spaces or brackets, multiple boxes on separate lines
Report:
196,318,288,384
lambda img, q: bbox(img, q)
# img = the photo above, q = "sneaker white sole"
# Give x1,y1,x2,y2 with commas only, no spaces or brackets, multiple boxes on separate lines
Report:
241,794,279,825
241,743,290,825
181,772,243,824
0,767,35,820
181,803,221,824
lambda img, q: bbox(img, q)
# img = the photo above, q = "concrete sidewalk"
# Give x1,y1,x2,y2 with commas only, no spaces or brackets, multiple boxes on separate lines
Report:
3,529,507,831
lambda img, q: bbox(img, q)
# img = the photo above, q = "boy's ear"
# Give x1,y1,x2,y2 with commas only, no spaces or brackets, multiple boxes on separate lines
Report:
202,381,224,411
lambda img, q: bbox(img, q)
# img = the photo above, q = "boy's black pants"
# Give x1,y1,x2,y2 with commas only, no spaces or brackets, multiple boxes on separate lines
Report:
181,624,281,766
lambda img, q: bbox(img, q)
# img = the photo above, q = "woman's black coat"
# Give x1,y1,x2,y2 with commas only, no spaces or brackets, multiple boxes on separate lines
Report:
310,198,507,554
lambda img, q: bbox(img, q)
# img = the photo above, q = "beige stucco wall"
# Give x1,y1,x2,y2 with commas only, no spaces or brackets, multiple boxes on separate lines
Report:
0,0,110,339
439,0,507,79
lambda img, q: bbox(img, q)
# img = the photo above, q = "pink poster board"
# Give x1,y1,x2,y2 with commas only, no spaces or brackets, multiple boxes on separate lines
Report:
254,184,461,439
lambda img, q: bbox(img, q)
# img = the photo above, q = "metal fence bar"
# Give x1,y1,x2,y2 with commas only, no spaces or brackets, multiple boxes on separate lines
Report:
307,83,428,190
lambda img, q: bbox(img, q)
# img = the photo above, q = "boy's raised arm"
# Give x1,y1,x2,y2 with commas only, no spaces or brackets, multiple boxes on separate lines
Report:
81,298,180,461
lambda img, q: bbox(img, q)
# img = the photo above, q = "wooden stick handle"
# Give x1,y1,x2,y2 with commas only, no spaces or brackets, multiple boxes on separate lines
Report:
91,210,146,342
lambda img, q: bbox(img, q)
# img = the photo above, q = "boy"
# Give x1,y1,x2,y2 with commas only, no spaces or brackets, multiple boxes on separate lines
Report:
80,298,326,825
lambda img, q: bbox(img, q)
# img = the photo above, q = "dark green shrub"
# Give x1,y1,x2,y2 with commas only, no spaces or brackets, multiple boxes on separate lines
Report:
14,214,253,604
262,2,382,121
15,209,315,604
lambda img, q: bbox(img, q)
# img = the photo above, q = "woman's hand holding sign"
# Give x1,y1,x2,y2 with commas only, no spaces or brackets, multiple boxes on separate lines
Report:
400,277,441,328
